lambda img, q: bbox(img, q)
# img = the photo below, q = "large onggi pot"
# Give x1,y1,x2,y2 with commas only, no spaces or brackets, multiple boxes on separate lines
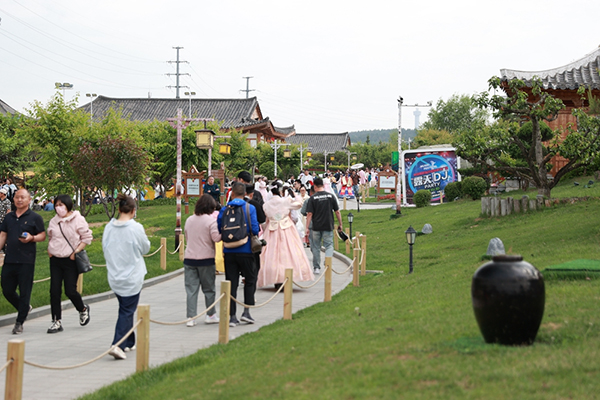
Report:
471,255,545,345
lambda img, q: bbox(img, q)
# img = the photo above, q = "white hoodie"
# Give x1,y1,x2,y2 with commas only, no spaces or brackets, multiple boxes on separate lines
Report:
102,218,150,297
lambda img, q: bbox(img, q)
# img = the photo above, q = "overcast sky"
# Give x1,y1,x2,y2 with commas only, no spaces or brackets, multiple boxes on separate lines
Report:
1,0,599,133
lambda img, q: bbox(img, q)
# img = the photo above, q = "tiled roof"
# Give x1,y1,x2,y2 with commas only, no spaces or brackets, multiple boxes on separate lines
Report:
500,47,600,90
0,99,19,116
286,132,351,154
78,96,294,136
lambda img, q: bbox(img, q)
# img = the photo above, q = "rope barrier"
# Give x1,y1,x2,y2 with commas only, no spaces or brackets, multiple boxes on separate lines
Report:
90,263,107,267
33,277,51,284
359,248,365,267
24,319,142,370
167,241,182,255
331,259,354,275
293,267,328,289
230,278,288,308
150,293,225,325
143,244,164,258
0,358,13,374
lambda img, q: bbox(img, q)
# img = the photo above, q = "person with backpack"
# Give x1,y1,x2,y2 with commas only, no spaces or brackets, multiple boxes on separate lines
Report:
217,182,260,327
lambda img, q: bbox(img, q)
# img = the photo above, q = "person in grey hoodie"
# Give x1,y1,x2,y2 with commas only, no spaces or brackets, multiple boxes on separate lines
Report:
102,193,150,360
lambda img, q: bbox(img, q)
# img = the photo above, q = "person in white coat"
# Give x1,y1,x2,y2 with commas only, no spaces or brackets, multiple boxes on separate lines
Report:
102,193,150,360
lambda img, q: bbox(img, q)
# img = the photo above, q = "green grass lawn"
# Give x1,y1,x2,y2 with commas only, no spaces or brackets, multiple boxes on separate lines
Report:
78,176,600,399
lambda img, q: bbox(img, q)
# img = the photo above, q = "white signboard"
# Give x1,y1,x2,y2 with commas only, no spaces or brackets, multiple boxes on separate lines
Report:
186,178,201,196
379,175,396,189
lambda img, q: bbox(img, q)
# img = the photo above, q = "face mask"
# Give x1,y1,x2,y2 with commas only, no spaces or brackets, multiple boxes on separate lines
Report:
55,205,68,218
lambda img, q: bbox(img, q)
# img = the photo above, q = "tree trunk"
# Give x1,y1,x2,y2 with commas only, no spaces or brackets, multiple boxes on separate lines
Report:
537,186,551,198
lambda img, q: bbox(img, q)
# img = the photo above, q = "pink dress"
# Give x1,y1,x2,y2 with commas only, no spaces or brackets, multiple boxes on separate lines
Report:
258,196,314,287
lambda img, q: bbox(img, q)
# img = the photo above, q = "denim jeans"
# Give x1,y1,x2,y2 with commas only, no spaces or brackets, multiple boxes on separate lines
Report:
113,292,140,350
310,230,333,270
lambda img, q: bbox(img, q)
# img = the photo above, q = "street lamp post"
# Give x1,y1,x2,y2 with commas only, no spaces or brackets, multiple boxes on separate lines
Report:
299,145,312,171
55,82,73,97
195,128,230,176
348,212,354,241
270,140,290,178
405,225,417,274
184,91,196,116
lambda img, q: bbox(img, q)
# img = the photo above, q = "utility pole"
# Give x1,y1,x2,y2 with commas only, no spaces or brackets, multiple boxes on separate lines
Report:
241,76,255,98
167,46,190,98
167,109,204,248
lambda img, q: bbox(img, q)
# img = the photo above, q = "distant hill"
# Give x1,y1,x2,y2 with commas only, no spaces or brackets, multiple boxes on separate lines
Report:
349,128,416,144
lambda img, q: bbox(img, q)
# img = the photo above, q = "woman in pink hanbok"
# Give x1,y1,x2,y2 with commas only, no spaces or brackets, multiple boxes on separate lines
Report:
258,184,314,288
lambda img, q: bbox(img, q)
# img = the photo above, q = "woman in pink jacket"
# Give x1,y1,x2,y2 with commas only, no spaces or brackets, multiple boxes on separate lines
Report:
183,194,222,327
46,194,93,333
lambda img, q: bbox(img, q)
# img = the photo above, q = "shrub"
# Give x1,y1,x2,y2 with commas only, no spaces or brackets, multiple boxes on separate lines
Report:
413,190,432,208
462,176,487,200
444,181,462,202
259,162,275,180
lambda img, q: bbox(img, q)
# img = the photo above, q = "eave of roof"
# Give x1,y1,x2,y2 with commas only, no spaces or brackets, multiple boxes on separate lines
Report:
500,47,600,90
0,99,19,116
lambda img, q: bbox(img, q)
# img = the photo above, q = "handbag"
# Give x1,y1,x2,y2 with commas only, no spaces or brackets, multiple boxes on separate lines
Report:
58,222,93,274
245,203,264,254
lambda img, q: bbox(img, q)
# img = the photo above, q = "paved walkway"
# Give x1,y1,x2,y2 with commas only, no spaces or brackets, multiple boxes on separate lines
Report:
0,248,353,400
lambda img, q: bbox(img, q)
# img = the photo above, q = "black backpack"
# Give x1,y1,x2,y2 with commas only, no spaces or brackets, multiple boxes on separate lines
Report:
222,203,249,248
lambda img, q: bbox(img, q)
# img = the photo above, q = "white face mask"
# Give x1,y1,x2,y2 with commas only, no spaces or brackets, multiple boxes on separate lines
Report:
55,205,68,218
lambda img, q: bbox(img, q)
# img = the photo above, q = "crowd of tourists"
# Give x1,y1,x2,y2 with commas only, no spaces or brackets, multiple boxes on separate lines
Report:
0,168,358,360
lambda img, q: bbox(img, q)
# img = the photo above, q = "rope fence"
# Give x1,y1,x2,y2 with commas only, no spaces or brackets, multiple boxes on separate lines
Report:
0,359,12,375
230,278,288,308
144,245,163,258
331,259,354,275
23,319,142,370
167,241,182,255
292,268,328,289
150,293,224,325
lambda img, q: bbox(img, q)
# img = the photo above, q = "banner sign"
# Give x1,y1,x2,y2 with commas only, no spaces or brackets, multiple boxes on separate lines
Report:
402,148,459,204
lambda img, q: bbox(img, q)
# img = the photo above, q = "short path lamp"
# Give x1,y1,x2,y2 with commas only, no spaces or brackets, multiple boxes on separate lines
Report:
283,148,291,158
348,212,354,241
405,225,417,274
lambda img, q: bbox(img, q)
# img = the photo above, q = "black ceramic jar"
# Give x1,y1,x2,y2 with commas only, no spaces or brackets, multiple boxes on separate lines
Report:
471,255,545,345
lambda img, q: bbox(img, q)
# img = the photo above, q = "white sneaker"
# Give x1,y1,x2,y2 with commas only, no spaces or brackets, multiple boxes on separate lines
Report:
205,314,219,324
124,345,136,352
186,319,196,327
109,346,127,360
314,267,321,275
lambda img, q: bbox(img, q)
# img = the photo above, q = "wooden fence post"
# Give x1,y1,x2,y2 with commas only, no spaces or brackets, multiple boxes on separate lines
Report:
334,230,339,251
360,235,367,275
136,304,150,372
218,280,231,344
353,248,360,287
324,257,333,302
76,274,83,295
345,228,351,254
343,197,347,211
179,234,185,262
160,237,167,271
284,269,293,320
5,339,24,400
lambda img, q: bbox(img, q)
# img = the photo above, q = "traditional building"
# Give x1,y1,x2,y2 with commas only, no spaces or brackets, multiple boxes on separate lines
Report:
0,99,19,116
78,96,295,146
285,132,351,154
500,46,600,175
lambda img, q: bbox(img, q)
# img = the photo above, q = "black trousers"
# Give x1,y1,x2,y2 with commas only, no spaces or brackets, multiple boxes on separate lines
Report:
50,256,85,320
224,253,256,316
1,262,34,323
